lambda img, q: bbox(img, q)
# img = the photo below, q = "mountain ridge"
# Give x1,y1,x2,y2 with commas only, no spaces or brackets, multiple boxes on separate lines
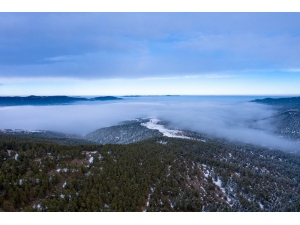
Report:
0,95,122,106
250,96,300,141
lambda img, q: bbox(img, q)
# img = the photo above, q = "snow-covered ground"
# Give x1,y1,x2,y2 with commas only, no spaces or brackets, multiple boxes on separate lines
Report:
141,118,191,139
213,177,232,204
259,202,264,209
143,187,155,212
56,168,68,172
213,177,225,194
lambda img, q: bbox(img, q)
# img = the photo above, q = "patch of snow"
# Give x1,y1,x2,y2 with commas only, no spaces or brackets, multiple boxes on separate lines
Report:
60,194,65,198
33,203,43,211
200,186,207,193
203,170,209,178
89,157,94,163
213,177,226,194
62,181,66,188
146,194,151,207
144,186,156,212
15,153,18,160
261,168,269,173
167,165,171,177
212,177,232,205
29,130,41,133
85,151,97,156
141,118,191,139
259,202,264,209
7,150,12,156
19,179,23,185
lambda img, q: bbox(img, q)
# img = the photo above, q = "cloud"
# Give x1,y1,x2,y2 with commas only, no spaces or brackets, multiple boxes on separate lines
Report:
137,74,237,81
1,13,300,79
285,68,300,72
204,74,236,79
0,96,298,152
45,55,77,62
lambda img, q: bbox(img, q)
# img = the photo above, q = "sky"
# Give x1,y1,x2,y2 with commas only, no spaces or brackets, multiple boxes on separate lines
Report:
1,12,300,96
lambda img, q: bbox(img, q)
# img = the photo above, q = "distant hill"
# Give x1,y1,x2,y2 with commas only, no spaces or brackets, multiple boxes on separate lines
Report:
84,119,163,144
250,97,300,141
0,95,122,106
0,129,97,145
83,118,208,145
251,96,300,109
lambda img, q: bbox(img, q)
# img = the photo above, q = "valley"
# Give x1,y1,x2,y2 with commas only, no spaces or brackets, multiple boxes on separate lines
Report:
1,96,300,212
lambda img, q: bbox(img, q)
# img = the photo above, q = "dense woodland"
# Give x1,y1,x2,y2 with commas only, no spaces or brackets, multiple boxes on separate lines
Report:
1,133,300,212
0,132,96,146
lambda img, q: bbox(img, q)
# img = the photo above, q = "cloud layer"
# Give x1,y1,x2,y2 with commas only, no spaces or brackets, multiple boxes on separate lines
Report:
1,13,300,79
0,96,298,151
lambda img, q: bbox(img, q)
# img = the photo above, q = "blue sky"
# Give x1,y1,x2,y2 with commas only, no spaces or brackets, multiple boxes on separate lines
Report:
1,13,300,96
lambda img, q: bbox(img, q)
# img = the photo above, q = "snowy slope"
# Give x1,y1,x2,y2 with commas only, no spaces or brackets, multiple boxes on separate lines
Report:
141,118,191,139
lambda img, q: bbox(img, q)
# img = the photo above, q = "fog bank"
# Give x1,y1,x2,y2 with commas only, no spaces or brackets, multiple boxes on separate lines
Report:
0,96,298,151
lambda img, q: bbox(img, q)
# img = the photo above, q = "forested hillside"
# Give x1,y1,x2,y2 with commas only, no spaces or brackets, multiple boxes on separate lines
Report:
1,135,300,212
0,132,96,145
84,119,163,144
250,97,300,141
251,96,300,109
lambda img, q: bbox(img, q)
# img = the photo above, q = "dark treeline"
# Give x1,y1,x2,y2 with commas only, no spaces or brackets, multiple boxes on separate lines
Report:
0,133,95,146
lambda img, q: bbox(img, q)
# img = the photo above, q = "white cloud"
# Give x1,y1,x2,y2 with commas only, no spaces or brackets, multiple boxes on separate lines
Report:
205,74,236,79
0,96,298,151
284,68,300,72
45,55,77,62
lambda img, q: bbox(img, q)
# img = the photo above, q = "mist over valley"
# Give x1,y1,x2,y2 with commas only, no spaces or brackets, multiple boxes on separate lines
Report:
1,95,299,152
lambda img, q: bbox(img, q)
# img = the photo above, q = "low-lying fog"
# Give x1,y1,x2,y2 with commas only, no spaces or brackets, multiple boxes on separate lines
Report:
0,96,298,151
